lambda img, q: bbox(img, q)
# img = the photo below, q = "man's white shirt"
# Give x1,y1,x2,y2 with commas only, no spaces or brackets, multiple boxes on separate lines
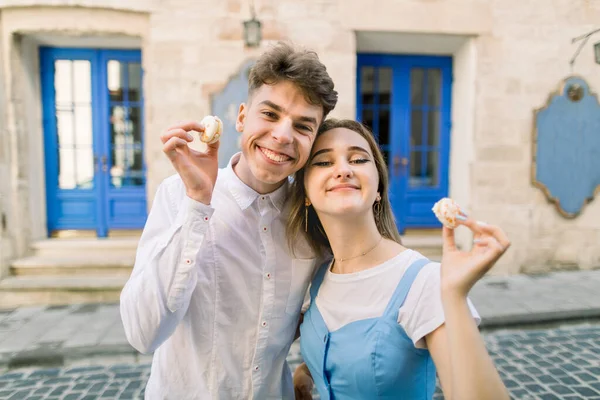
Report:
120,153,316,399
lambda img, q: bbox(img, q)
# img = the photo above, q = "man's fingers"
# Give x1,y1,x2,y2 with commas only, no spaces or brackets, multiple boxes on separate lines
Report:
161,126,220,160
161,128,195,145
162,137,189,158
204,137,221,156
166,121,205,134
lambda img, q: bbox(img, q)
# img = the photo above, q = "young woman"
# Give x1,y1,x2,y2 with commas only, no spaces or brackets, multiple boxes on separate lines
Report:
287,119,510,400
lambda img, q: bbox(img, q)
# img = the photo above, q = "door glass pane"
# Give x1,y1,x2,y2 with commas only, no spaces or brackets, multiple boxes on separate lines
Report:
426,150,439,187
410,110,423,146
361,108,374,130
111,149,145,187
55,59,94,190
108,60,124,101
110,151,126,188
54,60,72,105
74,105,93,146
110,105,130,187
73,61,91,103
409,151,422,187
378,108,390,146
410,68,424,106
110,106,145,188
427,110,440,147
361,66,375,104
57,147,94,189
58,148,75,189
410,151,439,188
76,147,94,188
378,67,392,105
427,69,441,107
56,110,74,147
128,63,142,102
127,149,145,186
130,107,142,143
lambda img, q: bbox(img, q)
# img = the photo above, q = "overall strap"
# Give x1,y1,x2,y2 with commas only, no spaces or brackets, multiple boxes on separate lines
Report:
309,259,332,302
383,258,431,316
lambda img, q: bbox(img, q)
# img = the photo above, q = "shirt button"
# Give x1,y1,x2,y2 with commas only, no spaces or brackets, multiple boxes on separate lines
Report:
261,196,266,200
184,259,192,265
262,321,267,327
265,273,271,279
254,366,259,371
262,227,268,232
203,216,209,221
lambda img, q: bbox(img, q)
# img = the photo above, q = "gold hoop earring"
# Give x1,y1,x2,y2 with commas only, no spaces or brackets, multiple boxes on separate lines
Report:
304,199,310,232
374,200,381,223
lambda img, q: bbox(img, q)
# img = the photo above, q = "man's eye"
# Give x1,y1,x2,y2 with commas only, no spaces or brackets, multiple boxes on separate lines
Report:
262,111,277,118
296,124,312,132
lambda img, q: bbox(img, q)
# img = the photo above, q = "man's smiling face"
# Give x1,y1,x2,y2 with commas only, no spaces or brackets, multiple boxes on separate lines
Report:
235,80,324,193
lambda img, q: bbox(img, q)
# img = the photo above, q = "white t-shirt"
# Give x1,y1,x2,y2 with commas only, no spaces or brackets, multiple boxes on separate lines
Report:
302,249,480,349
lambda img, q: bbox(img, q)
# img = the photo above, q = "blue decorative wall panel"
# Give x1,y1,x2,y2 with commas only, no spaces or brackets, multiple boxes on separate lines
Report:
211,59,255,168
533,76,600,217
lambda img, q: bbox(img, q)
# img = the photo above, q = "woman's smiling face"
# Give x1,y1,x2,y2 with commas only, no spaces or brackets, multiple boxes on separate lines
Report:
304,127,380,218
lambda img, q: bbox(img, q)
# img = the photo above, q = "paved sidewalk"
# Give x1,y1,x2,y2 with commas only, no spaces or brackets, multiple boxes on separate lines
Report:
472,269,600,327
1,322,600,399
0,268,599,369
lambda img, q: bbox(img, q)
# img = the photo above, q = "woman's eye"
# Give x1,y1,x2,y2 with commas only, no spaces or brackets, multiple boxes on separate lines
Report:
312,161,332,167
350,158,369,164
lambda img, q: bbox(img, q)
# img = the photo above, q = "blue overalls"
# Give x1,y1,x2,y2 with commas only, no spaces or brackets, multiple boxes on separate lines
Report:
299,258,437,399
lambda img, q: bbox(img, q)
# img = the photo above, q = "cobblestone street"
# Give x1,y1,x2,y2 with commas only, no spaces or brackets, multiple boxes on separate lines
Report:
472,322,600,400
0,321,598,399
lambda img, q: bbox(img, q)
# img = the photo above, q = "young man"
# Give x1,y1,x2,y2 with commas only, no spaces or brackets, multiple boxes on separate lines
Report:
120,42,337,399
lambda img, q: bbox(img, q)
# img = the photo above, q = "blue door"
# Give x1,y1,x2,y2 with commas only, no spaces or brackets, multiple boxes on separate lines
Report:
40,48,147,237
357,54,452,233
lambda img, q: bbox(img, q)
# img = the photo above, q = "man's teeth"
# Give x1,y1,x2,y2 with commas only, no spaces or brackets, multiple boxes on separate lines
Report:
261,147,290,162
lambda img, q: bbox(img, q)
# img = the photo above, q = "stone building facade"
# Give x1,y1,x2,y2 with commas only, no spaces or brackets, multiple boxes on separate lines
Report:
0,0,599,279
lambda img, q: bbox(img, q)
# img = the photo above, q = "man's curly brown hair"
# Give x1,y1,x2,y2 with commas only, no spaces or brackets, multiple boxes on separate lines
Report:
248,42,338,119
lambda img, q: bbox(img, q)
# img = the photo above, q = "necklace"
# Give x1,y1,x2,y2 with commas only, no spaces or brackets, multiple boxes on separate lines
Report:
335,236,383,262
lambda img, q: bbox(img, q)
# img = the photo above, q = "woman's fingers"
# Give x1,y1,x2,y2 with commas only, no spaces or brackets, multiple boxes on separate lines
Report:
442,226,458,252
474,222,511,251
473,235,507,267
457,218,511,251
474,236,504,253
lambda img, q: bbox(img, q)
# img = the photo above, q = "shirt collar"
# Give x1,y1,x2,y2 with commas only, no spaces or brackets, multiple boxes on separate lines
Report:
223,153,289,213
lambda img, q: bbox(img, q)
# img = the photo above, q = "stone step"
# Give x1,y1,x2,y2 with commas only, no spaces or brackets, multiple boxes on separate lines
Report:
30,238,139,258
401,233,443,261
0,275,128,308
10,256,134,276
1,233,443,308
